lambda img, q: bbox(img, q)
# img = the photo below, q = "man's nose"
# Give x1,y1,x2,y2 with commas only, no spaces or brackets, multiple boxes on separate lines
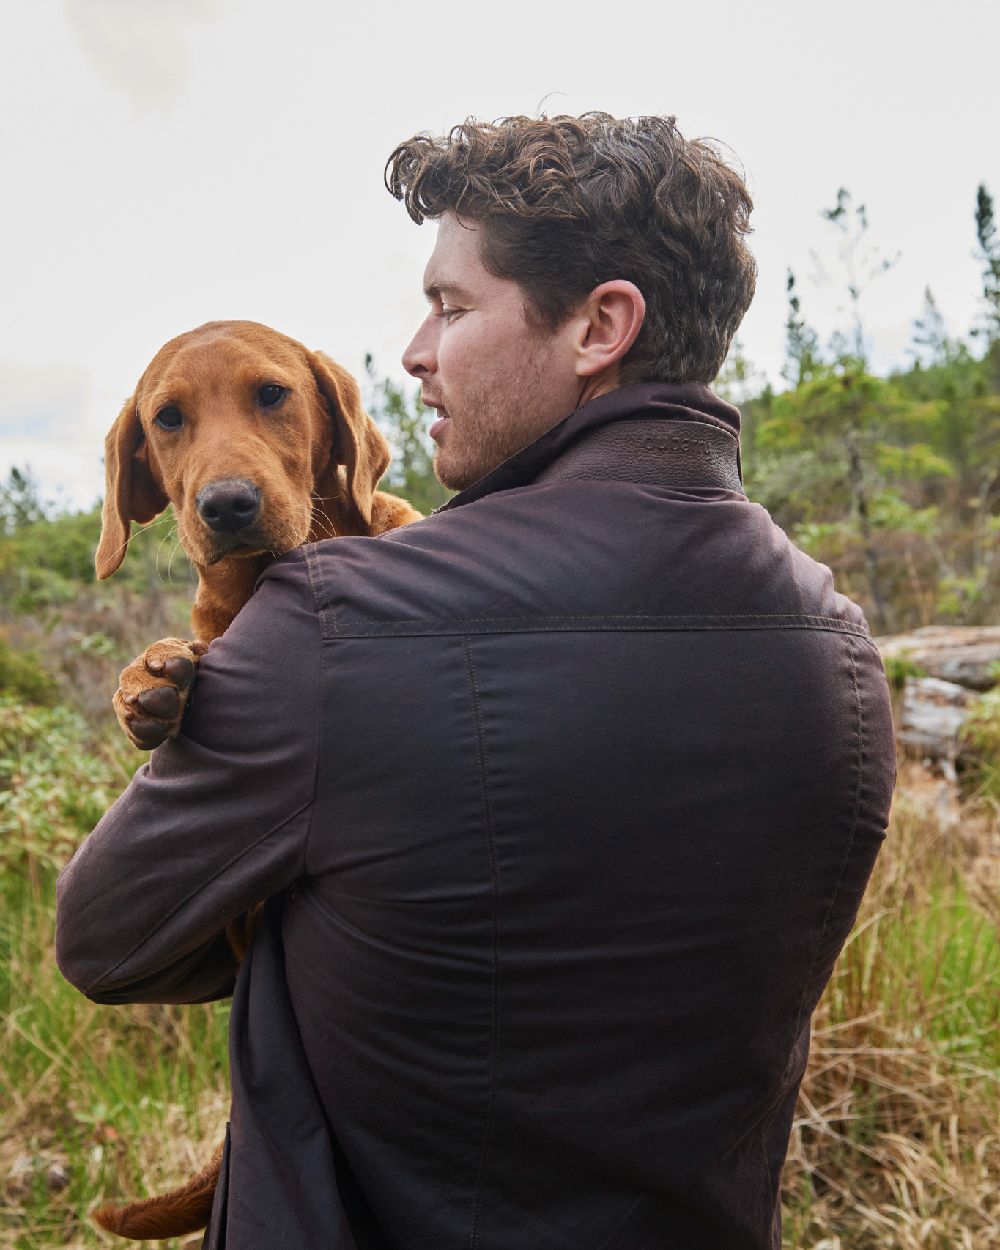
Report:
402,316,437,378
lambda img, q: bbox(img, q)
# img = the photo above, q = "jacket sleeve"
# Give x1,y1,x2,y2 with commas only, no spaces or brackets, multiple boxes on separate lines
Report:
55,550,320,1004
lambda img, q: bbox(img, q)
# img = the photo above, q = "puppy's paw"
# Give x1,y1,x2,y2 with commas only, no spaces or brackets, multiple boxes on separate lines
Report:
114,638,209,750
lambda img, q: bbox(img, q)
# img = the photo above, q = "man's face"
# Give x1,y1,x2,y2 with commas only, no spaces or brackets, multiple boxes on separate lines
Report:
402,213,582,490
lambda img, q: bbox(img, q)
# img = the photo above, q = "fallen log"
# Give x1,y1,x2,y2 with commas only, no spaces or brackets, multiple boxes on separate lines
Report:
877,626,1000,691
895,676,974,771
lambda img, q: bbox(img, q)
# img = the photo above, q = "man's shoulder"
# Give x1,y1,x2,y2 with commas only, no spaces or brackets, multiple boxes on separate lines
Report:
270,498,536,635
258,486,871,643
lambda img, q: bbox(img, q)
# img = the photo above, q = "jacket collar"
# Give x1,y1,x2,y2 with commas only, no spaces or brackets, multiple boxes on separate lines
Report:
438,381,742,512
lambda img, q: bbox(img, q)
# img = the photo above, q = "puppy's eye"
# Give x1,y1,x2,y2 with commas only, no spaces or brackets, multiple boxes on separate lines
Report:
155,406,183,430
257,384,286,408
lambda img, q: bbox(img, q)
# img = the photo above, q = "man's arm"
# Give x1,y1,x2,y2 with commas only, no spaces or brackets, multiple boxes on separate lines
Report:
56,551,319,1004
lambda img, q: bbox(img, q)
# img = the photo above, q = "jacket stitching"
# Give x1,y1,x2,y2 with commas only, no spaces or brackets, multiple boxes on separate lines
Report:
84,797,315,996
317,614,874,641
302,543,338,634
789,633,865,1040
320,611,862,623
761,1121,776,1231
463,636,502,1250
301,606,324,873
320,623,874,642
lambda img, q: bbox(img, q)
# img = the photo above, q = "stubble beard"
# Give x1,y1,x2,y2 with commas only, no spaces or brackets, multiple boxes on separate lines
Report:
433,349,557,491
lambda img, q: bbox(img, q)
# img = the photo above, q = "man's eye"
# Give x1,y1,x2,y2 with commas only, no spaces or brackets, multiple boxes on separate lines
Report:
440,307,464,322
257,384,287,408
154,406,183,430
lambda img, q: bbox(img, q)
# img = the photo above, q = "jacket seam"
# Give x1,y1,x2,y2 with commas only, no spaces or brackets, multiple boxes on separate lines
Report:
790,632,865,1039
83,796,315,996
317,615,873,641
318,611,860,622
671,632,866,1191
302,543,337,634
463,635,502,1250
301,599,324,873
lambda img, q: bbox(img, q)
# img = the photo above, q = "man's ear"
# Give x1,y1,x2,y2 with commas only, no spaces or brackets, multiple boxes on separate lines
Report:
95,396,169,579
306,350,390,529
574,281,646,379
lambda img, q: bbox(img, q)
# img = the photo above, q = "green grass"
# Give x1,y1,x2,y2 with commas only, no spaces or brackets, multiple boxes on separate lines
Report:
2,861,230,1250
0,697,228,1249
780,777,1000,1247
837,874,1000,1066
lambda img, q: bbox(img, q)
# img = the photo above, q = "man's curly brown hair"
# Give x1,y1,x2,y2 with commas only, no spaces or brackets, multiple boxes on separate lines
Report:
385,112,756,385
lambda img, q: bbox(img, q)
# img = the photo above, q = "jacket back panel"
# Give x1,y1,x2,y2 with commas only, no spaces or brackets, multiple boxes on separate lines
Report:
278,480,895,1249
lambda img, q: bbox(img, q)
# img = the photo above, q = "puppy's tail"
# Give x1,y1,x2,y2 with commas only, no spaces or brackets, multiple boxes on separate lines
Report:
92,1141,223,1241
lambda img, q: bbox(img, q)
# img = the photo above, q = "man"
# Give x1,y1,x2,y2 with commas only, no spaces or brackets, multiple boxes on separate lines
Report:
57,113,896,1249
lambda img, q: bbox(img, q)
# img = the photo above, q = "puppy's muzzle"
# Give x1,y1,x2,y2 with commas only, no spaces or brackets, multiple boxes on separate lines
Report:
196,479,262,534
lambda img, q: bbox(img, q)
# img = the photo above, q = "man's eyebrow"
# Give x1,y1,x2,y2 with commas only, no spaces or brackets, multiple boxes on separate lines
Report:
423,279,473,302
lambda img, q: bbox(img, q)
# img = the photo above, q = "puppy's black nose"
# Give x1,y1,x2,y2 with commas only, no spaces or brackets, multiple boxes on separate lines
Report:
196,479,261,533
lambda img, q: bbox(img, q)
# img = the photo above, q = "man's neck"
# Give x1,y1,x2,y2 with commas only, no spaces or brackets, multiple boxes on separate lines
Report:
573,366,621,410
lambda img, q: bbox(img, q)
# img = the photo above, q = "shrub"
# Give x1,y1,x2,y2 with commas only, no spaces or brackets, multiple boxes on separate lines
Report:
960,685,1000,802
0,636,59,706
0,697,136,874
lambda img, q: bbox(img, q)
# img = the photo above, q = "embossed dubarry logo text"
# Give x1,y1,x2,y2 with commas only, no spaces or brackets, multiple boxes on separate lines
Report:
641,433,711,455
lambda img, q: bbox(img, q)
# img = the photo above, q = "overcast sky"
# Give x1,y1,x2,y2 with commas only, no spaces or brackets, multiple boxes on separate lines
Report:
2,0,998,511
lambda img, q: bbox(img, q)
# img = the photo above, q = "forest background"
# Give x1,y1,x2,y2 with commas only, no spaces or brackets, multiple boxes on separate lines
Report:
1,181,999,1248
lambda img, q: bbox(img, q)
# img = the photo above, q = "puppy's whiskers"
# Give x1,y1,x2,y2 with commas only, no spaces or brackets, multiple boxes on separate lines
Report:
309,494,338,541
105,514,175,567
154,524,180,582
166,530,185,583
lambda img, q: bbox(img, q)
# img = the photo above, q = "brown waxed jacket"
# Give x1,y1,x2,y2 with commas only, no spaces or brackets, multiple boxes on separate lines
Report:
57,382,896,1250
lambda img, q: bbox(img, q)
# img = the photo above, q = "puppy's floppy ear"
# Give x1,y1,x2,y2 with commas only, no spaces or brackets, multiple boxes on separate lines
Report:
95,396,168,579
306,350,390,529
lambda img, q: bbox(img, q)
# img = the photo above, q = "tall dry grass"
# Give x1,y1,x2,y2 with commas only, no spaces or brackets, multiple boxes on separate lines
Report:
783,764,1000,1248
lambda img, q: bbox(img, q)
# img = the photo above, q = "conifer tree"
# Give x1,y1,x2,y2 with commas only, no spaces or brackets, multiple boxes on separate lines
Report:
910,287,949,368
782,269,821,386
973,183,1000,344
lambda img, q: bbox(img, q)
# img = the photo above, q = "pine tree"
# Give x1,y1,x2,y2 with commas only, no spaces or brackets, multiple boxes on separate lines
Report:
972,183,1000,344
782,269,821,386
0,467,46,536
910,287,949,368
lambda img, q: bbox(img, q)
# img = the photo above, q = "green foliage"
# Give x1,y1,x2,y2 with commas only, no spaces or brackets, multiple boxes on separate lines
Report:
867,491,939,535
749,189,1000,629
0,503,192,615
936,571,995,620
782,269,821,386
365,356,451,516
0,685,225,1246
0,637,59,706
0,697,136,874
881,651,928,693
909,286,953,367
1,855,229,1250
9,507,100,581
973,183,1000,344
960,685,1000,801
0,467,48,535
716,337,765,407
